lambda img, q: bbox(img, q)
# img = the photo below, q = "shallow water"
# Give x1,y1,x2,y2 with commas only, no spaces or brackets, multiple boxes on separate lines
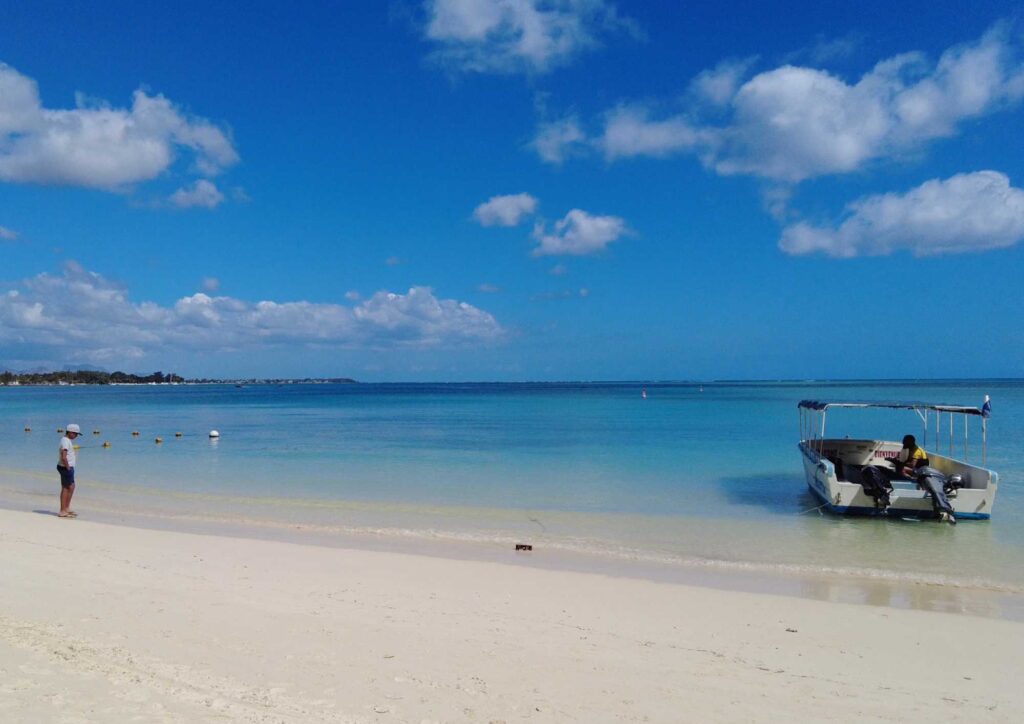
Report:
1,380,1022,596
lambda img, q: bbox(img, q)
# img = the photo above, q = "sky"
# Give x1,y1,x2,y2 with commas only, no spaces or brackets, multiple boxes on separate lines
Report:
1,0,1023,381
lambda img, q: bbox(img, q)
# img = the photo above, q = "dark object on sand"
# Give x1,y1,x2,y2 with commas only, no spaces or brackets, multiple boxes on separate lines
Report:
515,543,533,551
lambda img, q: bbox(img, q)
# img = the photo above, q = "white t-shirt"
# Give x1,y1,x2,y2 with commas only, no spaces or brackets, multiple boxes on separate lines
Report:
58,437,76,468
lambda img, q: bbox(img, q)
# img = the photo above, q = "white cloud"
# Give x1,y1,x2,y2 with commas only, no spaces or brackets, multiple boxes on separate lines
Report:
476,283,500,293
784,32,864,66
761,185,793,222
170,180,225,209
344,290,361,302
779,171,1024,257
690,57,756,106
0,61,238,191
385,256,404,266
0,263,504,364
530,287,589,301
531,116,586,164
549,26,1024,182
548,263,567,275
424,0,636,74
201,277,220,293
531,208,627,256
598,105,705,161
714,27,1024,180
0,225,17,240
473,192,538,226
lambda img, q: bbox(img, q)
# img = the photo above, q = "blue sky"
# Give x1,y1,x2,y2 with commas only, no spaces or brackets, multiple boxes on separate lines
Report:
1,0,1023,380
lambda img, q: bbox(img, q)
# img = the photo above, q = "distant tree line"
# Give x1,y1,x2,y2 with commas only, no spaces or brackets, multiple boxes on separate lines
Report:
0,370,184,385
0,370,357,385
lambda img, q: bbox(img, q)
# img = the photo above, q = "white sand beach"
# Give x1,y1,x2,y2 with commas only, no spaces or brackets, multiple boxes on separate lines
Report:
1,507,1022,723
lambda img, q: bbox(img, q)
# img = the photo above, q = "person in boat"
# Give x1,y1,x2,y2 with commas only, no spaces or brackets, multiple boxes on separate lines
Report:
894,434,928,478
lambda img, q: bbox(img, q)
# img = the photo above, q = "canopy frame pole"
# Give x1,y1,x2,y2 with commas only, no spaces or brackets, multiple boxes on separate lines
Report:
982,416,987,466
914,407,927,448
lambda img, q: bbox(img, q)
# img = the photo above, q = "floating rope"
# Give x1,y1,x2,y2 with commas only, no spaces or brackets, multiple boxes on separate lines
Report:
796,501,830,516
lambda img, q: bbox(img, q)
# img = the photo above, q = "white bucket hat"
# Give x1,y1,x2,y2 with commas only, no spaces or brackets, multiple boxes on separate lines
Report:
66,424,81,434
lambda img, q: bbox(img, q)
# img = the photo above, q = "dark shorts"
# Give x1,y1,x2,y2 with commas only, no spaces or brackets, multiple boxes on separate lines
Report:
57,465,75,488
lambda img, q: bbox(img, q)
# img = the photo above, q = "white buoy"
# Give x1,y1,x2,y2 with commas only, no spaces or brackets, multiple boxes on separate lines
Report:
208,430,220,438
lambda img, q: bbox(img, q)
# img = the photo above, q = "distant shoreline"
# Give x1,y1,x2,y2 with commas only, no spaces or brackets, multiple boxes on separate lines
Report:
0,375,358,387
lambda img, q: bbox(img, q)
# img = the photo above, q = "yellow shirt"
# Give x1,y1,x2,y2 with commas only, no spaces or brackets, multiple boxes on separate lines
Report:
899,447,927,466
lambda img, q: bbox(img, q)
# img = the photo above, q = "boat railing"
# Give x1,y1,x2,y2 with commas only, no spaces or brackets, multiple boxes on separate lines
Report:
798,398,990,466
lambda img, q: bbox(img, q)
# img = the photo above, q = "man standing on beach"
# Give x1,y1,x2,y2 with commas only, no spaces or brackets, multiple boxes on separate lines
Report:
57,424,80,518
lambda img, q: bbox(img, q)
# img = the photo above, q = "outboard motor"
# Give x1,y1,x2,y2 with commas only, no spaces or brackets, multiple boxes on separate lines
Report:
913,466,957,524
860,465,893,509
944,473,967,498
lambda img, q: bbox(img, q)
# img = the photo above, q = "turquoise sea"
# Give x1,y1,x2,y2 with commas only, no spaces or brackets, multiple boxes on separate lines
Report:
2,380,1022,610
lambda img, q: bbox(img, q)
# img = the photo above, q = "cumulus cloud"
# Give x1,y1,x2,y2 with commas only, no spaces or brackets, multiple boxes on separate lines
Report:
530,116,586,164
424,0,636,74
537,25,1024,182
531,208,627,256
0,61,238,191
708,27,1024,181
0,263,503,364
201,277,220,293
779,171,1024,257
169,180,224,209
473,192,538,226
0,225,16,240
598,105,705,161
689,57,757,106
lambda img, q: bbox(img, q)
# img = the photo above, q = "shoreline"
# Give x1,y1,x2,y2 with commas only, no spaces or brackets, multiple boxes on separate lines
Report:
2,468,1022,623
2,507,1023,721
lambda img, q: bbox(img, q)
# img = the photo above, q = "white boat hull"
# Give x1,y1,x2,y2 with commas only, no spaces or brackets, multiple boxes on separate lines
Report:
799,441,997,520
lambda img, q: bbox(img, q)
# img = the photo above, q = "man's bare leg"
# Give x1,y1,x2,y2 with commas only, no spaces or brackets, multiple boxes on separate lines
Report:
59,483,74,517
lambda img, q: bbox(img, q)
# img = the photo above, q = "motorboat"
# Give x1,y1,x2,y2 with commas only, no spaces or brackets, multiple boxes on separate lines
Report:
797,399,998,522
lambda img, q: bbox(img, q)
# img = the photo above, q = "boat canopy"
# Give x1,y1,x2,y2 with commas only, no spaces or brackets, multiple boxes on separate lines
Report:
797,400,985,416
798,398,990,464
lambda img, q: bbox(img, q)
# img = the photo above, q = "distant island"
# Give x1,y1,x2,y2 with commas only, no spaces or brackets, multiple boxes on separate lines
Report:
0,370,357,386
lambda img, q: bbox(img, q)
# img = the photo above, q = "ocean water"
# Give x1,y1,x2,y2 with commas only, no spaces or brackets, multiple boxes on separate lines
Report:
2,380,1022,600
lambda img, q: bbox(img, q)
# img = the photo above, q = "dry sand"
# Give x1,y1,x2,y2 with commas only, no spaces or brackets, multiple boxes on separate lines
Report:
1,508,1022,723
